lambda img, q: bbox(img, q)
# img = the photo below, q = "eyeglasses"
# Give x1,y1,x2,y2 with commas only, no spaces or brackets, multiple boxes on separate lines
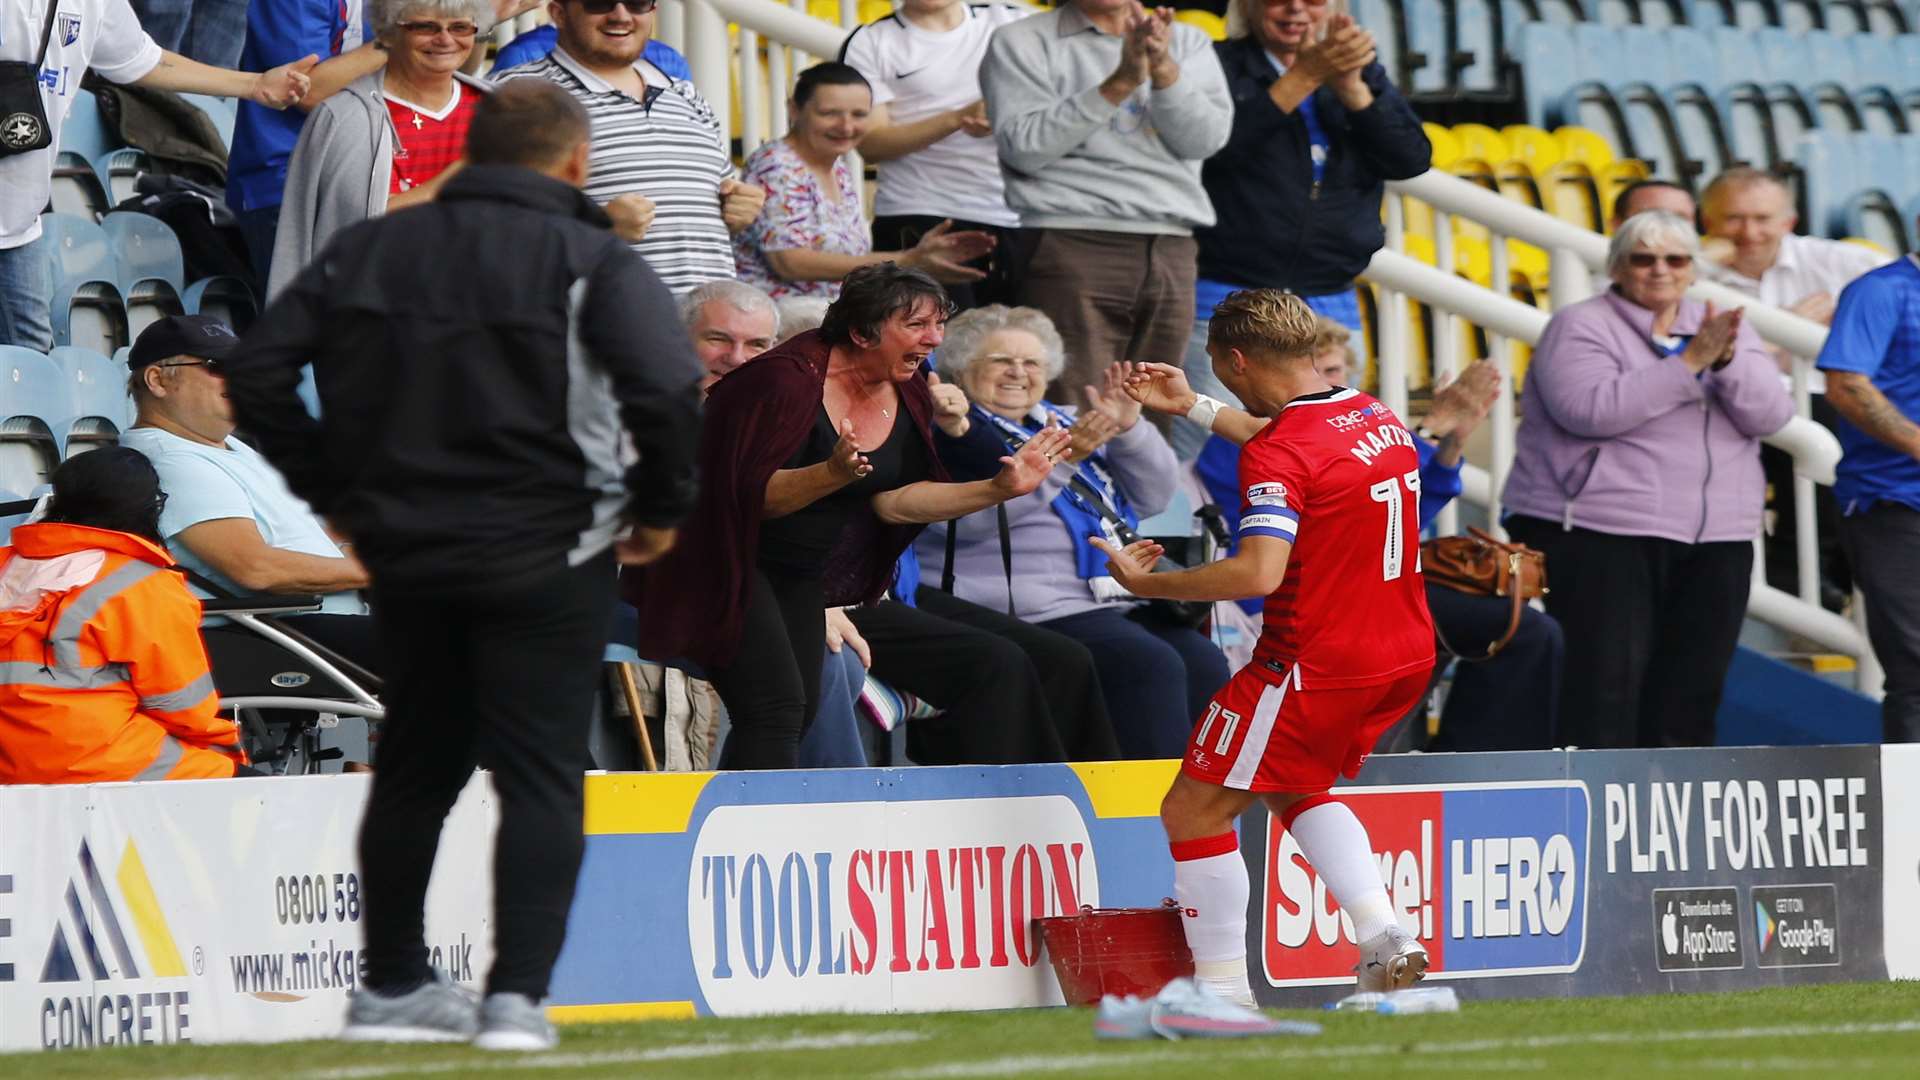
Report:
576,0,658,13
978,354,1048,373
1627,252,1694,269
398,19,480,37
158,358,223,373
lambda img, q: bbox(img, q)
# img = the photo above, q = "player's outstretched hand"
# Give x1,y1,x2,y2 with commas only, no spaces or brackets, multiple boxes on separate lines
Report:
1122,361,1200,416
1089,535,1164,593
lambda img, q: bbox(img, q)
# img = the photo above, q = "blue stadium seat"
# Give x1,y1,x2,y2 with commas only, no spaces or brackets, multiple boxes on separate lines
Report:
1639,0,1690,26
1520,22,1581,126
47,346,133,452
1753,28,1813,85
1823,0,1870,33
1711,27,1768,84
1572,23,1628,79
101,213,187,339
56,89,114,165
1683,0,1733,28
1764,84,1818,152
39,214,130,355
1456,0,1504,95
1717,84,1779,165
1668,85,1736,181
1792,129,1859,235
1355,0,1409,95
101,212,185,294
1809,83,1867,131
94,147,151,207
1862,0,1912,33
1907,194,1920,250
1659,27,1719,89
1732,0,1782,25
184,276,259,334
1618,26,1681,89
1852,87,1908,133
0,348,72,490
1843,190,1910,253
1902,135,1920,189
1402,0,1452,95
1853,132,1905,192
1537,0,1589,21
1850,35,1905,92
1807,32,1864,93
1592,0,1636,24
1901,89,1920,129
1779,0,1824,29
49,155,110,221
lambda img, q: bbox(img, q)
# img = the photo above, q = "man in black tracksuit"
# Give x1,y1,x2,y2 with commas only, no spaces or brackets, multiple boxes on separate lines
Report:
223,81,703,1051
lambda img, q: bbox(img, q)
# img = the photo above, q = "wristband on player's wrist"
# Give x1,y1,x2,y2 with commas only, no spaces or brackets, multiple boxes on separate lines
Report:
1185,394,1226,432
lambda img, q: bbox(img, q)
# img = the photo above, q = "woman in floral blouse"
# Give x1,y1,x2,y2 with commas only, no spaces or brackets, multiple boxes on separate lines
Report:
735,62,995,300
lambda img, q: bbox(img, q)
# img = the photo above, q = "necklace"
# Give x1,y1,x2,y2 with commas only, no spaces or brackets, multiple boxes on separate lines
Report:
836,370,892,419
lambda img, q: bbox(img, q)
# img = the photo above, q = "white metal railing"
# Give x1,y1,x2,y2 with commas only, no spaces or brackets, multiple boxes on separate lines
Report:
640,1,1879,694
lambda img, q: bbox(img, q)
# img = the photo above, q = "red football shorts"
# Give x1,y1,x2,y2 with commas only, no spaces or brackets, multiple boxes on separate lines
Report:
1180,663,1433,793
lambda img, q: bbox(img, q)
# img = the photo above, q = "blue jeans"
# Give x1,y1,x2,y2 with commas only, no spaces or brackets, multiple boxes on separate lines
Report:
237,204,283,284
0,236,54,352
1169,289,1369,461
1040,606,1230,760
798,644,871,768
130,0,248,67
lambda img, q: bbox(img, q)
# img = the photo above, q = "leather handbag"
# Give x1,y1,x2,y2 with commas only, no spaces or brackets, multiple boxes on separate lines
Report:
1420,526,1549,660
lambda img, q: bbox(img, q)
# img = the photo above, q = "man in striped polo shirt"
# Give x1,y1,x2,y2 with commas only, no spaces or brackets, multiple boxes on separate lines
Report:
499,0,765,293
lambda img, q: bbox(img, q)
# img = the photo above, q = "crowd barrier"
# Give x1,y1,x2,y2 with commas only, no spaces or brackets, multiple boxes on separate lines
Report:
0,745,1912,1052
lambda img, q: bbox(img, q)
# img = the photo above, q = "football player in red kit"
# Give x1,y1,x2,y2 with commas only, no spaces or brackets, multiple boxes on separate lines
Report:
1093,289,1436,1007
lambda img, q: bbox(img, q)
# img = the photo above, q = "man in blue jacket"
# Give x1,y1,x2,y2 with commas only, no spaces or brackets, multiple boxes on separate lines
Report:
1171,0,1429,458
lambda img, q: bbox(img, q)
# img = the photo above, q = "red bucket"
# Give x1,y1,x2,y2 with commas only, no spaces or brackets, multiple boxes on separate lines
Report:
1035,900,1195,1007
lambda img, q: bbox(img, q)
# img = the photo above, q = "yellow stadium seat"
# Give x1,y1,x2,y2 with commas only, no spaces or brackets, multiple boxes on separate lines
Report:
1844,236,1892,254
1451,123,1510,170
1541,162,1602,232
1424,123,1461,169
857,0,892,21
1495,160,1545,213
1596,159,1652,227
1452,234,1493,288
1174,9,1227,40
1403,233,1438,266
1500,124,1563,174
1553,125,1617,170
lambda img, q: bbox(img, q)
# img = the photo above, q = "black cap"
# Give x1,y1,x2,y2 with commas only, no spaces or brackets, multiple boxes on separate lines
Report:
127,315,240,371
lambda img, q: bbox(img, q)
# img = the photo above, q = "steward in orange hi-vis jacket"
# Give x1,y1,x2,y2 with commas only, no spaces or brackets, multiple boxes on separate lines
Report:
0,521,244,784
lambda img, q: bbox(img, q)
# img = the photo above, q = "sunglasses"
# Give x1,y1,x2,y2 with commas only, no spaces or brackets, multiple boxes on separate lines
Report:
576,0,658,12
1627,252,1694,269
399,19,480,36
159,358,224,373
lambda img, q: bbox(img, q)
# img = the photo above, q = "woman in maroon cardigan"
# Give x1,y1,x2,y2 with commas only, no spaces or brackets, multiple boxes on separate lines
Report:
627,263,1071,769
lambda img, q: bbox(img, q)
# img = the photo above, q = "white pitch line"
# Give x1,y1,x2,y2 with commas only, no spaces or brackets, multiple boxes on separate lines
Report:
886,1019,1920,1079
150,1031,926,1080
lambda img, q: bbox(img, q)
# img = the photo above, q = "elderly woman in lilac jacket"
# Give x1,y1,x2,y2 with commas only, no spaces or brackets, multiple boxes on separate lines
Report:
1503,210,1793,751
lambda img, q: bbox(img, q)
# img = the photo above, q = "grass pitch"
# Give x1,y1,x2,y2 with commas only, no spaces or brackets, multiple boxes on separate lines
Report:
9,981,1920,1078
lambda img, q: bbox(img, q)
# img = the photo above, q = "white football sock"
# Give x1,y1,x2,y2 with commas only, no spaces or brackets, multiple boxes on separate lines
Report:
1170,833,1253,1006
1287,800,1397,943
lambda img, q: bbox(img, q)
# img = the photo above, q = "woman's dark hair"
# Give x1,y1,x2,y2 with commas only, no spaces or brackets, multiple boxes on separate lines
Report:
820,262,954,347
42,447,166,543
792,61,872,110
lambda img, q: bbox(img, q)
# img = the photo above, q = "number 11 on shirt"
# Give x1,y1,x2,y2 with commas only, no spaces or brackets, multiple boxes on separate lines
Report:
1368,469,1422,581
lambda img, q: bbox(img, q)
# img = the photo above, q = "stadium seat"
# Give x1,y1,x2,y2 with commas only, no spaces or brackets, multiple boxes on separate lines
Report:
1732,0,1782,25
1717,84,1778,166
1639,0,1690,24
1901,89,1920,131
94,147,151,206
1452,123,1511,167
1616,26,1681,90
1824,0,1871,32
1849,35,1906,94
102,213,188,338
1554,125,1618,168
1809,83,1867,132
1710,27,1768,87
1753,29,1813,91
185,276,259,334
1807,33,1864,94
1683,0,1733,27
0,349,70,491
1519,23,1580,127
47,346,132,453
1792,130,1859,235
1455,0,1505,95
49,155,111,221
56,89,114,165
1853,88,1909,134
1500,124,1563,171
39,214,130,355
1402,0,1452,96
1863,0,1912,32
1425,122,1463,168
1763,85,1818,157
1667,85,1736,185
1354,0,1410,97
1779,0,1825,28
1853,132,1905,193
1842,189,1911,253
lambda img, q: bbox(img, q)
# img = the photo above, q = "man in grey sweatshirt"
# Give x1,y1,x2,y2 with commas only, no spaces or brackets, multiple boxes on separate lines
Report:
981,0,1231,405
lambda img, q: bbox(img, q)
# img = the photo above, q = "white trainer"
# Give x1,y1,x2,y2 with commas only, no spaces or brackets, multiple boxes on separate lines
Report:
1354,924,1429,993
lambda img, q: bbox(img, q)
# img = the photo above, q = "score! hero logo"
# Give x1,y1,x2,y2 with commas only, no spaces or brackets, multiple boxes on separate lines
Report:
1263,781,1591,986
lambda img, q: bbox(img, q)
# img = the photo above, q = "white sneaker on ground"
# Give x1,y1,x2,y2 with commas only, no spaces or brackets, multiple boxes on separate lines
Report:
473,992,558,1052
340,973,478,1043
1354,924,1430,993
1094,993,1154,1040
1147,977,1320,1040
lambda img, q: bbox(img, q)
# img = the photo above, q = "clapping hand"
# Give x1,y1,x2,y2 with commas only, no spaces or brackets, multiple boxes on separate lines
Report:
927,372,971,437
903,220,995,284
1424,359,1502,441
1087,536,1166,594
250,54,317,110
1088,362,1146,431
1294,15,1376,84
1121,361,1200,417
992,424,1073,498
1681,302,1743,374
828,418,872,481
1064,409,1121,464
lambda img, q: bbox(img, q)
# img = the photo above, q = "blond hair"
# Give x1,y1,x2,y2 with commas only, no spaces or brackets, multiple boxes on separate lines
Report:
1312,316,1351,354
1207,289,1320,361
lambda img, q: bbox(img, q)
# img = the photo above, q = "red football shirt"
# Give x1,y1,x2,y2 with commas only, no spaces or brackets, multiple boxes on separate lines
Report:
1236,387,1435,688
386,83,478,195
